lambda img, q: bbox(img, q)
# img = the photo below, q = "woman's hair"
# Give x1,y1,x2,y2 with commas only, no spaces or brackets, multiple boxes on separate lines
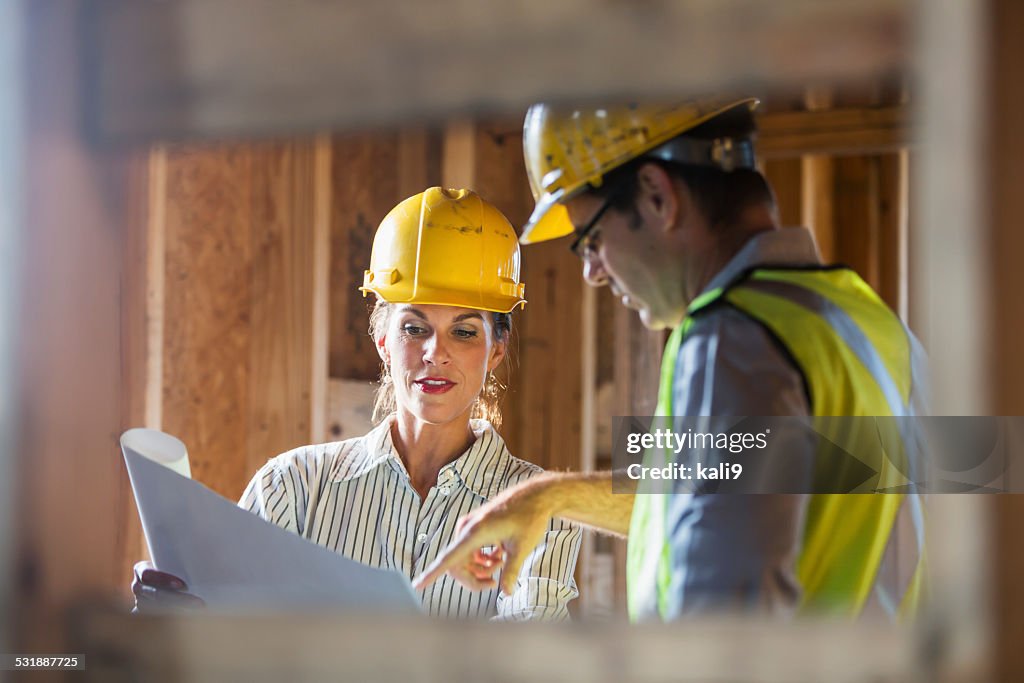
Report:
368,298,513,428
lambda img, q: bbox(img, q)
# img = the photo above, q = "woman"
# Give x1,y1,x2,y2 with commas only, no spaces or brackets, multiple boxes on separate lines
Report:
133,187,581,621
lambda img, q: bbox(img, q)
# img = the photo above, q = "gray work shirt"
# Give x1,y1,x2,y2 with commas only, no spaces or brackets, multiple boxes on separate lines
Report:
656,228,821,620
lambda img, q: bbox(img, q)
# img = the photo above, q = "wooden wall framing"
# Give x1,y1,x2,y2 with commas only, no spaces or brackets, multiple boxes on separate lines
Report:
13,1,1024,678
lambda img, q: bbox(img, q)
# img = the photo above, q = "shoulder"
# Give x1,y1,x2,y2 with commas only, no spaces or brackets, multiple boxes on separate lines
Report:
675,306,810,416
255,433,373,488
485,450,546,501
464,421,545,498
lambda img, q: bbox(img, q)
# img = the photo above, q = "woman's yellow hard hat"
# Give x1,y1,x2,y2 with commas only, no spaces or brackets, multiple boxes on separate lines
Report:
360,187,527,313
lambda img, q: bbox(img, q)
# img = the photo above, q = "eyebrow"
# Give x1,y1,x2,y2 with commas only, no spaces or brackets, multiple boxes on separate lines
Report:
399,307,483,324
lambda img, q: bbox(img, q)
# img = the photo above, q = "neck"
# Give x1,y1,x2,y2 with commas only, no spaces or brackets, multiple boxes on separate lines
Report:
684,204,778,303
390,408,476,499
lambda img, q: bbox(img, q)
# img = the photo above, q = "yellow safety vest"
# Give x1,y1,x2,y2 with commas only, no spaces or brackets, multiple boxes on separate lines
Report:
627,267,927,621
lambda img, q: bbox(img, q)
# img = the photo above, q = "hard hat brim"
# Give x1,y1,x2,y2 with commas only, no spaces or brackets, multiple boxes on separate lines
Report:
359,284,526,313
520,190,574,245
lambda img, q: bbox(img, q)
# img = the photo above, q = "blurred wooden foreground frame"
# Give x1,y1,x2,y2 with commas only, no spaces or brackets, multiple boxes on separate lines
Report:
75,611,919,683
10,0,1022,679
82,0,911,143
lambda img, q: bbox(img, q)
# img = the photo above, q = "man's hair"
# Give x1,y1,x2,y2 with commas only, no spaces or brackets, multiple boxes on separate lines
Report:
586,105,774,229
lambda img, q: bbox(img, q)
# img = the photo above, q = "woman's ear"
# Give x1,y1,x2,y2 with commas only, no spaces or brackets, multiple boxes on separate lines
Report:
375,333,389,366
487,338,507,372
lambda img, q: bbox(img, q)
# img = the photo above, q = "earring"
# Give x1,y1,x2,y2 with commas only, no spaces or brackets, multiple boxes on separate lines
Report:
485,371,503,398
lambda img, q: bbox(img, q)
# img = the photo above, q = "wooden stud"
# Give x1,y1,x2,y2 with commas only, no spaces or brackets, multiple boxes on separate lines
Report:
245,140,325,476
442,120,477,191
762,158,804,227
328,133,400,382
467,119,533,459
157,140,324,498
876,151,908,317
117,148,157,596
833,155,882,288
801,87,837,263
990,0,1024,679
310,136,332,442
160,144,255,500
802,155,836,262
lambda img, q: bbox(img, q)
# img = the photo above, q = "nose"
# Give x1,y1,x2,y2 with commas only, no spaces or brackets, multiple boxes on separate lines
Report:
422,332,451,366
582,255,609,288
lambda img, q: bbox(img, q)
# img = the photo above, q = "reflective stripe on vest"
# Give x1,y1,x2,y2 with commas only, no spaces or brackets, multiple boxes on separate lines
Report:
626,267,926,621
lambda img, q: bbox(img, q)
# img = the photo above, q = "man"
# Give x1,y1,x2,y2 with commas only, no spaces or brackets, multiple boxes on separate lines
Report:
414,97,926,621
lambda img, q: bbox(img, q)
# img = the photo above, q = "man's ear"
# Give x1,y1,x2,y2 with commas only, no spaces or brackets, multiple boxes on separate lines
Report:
634,162,682,233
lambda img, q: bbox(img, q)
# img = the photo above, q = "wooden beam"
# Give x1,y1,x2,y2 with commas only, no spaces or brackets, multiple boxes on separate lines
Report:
912,0,991,678
84,0,911,142
0,0,22,643
990,0,1024,679
758,106,910,158
74,610,924,681
17,0,131,648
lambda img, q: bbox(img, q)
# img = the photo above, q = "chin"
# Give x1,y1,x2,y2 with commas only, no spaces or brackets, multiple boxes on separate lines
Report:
639,304,687,331
637,307,668,331
408,401,473,427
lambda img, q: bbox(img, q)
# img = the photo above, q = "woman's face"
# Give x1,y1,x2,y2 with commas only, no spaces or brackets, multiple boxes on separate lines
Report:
379,304,506,427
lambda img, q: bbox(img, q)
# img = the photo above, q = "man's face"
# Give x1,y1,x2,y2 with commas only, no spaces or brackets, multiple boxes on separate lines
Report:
564,192,688,330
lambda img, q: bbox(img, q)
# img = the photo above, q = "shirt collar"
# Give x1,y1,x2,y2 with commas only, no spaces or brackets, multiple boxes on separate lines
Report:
701,227,822,297
331,416,514,500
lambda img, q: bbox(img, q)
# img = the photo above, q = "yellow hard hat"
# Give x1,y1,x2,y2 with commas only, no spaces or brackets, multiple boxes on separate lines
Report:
360,187,527,312
521,97,759,244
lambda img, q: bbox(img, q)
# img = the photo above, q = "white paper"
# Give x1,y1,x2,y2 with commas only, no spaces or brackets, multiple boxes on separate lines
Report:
121,429,422,614
121,427,192,478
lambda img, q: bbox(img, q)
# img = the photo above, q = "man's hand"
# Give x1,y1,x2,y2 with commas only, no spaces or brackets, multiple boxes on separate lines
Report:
131,561,206,613
414,478,553,595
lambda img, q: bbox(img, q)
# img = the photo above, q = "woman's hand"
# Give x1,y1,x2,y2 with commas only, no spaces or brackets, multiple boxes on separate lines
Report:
131,561,206,613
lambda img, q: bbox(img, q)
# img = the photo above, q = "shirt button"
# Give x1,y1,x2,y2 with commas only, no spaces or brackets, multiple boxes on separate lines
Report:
417,532,428,544
439,486,451,496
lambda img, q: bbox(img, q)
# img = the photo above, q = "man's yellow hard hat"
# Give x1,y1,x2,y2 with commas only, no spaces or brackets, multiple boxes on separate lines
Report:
520,97,759,245
360,187,527,313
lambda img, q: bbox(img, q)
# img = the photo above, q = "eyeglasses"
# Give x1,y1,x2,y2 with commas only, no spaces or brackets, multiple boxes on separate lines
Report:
570,189,622,258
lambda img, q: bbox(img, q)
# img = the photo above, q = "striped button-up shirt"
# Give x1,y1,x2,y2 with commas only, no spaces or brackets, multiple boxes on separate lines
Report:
239,417,581,621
